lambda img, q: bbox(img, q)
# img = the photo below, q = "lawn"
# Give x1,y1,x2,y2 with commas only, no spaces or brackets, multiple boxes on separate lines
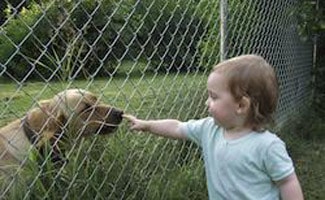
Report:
0,72,324,199
0,72,209,199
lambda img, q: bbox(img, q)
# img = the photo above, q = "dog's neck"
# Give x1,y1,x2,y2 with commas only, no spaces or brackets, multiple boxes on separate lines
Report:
22,116,38,146
0,119,31,164
22,112,67,166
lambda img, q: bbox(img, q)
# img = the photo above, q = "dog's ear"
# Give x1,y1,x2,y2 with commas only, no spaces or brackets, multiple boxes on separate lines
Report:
27,100,66,138
40,99,67,128
38,99,52,112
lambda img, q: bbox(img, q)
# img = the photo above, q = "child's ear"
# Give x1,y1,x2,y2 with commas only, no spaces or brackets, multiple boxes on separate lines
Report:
236,96,251,115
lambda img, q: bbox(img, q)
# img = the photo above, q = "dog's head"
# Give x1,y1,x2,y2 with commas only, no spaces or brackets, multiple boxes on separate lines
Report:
50,89,123,136
24,89,123,164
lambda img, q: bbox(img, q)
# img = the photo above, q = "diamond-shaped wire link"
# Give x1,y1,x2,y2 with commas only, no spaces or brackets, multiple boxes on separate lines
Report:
0,0,314,199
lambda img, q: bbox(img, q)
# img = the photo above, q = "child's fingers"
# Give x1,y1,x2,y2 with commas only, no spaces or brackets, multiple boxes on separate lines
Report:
122,114,136,121
122,114,141,131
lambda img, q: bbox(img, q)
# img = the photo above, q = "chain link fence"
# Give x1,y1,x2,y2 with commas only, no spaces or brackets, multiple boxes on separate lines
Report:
0,0,313,199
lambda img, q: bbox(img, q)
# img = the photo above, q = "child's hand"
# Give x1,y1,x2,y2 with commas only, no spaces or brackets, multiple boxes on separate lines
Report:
123,114,185,139
122,114,148,131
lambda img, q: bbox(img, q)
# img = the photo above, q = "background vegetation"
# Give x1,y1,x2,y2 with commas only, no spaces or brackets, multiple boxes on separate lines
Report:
0,0,271,81
0,0,215,81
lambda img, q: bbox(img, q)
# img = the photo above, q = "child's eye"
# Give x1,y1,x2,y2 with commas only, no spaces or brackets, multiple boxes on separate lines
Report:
209,94,218,100
208,91,218,100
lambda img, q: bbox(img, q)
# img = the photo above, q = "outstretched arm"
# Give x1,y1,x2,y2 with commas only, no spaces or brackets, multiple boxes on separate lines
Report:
123,114,186,139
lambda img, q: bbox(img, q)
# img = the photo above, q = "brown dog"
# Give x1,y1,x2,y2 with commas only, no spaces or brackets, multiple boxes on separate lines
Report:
0,89,123,176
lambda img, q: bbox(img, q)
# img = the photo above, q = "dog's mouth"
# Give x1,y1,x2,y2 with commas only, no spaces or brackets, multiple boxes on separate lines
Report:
79,108,124,136
98,124,118,134
87,120,120,135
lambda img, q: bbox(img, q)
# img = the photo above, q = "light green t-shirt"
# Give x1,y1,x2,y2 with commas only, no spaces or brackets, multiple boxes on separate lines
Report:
180,117,294,200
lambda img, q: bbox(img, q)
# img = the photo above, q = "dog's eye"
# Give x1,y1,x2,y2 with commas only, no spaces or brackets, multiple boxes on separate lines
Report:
81,103,92,113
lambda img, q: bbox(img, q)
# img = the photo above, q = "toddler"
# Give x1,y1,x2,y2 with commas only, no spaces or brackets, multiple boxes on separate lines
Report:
123,55,303,200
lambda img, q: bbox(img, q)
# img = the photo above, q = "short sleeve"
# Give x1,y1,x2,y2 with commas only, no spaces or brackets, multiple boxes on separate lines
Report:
180,117,215,146
264,140,294,181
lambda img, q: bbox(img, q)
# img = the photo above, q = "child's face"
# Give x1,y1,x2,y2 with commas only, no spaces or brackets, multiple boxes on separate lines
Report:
206,72,240,129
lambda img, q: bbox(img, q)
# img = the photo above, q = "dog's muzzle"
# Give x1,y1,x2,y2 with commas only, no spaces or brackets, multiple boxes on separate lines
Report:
96,108,123,134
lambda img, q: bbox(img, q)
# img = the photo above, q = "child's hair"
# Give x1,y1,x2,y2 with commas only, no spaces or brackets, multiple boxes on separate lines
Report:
212,54,278,131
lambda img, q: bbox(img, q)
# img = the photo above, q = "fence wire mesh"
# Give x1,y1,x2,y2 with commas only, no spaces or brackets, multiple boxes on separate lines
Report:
0,0,313,199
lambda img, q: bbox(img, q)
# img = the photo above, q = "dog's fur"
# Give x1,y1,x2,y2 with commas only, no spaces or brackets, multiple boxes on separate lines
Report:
0,89,123,177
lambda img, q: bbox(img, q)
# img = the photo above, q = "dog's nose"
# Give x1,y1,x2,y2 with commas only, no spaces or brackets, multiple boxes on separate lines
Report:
112,108,123,122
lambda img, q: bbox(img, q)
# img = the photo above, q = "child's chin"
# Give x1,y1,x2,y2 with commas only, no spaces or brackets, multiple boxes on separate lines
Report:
208,115,220,126
212,118,221,126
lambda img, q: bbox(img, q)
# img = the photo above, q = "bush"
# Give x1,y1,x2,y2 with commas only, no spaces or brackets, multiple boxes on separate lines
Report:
194,0,220,70
0,4,46,80
130,0,206,72
0,0,211,81
0,0,138,81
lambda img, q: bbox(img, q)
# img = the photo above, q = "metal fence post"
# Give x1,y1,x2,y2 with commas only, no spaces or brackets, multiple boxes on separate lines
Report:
311,0,319,102
220,0,228,61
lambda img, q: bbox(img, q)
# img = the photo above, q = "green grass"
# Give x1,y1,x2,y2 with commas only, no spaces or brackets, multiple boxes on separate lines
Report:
278,111,325,200
0,72,209,199
285,134,325,200
0,72,324,199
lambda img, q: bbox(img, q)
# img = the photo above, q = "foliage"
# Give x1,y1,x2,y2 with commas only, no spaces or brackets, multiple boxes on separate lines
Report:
195,0,269,70
0,0,209,81
1,0,322,80
0,4,44,80
278,104,325,200
291,0,325,39
194,0,220,70
289,0,325,119
130,0,206,72
0,0,123,81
